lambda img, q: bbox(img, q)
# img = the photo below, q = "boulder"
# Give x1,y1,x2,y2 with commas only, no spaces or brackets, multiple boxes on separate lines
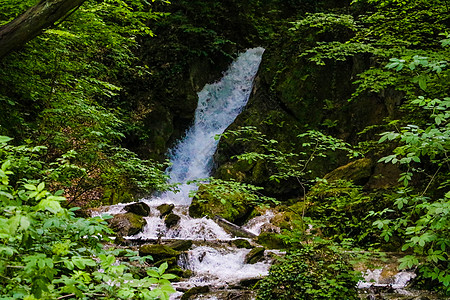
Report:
139,244,180,262
166,240,193,251
164,212,180,228
124,202,150,216
180,286,210,300
107,213,146,237
256,232,285,249
157,203,174,217
324,158,374,185
232,239,252,249
244,247,265,264
189,184,254,225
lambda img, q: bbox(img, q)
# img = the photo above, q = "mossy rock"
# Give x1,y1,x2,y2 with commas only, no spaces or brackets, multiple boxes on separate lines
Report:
164,212,180,228
167,266,183,279
157,203,174,217
323,158,374,185
107,213,146,237
124,202,150,216
188,184,254,225
153,257,178,268
256,232,286,250
181,286,210,300
232,239,252,249
245,247,265,264
139,244,180,261
166,240,193,251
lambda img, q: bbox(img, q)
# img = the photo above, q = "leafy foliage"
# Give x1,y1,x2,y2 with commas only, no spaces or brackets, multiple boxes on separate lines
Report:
257,245,360,300
373,54,449,292
0,137,175,299
0,0,170,204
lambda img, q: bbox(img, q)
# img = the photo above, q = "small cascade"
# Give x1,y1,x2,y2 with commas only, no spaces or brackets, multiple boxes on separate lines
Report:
107,48,270,299
134,205,232,241
177,246,271,288
357,269,416,289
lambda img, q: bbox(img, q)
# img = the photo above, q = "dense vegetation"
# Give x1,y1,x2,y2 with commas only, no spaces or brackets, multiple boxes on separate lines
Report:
0,0,449,298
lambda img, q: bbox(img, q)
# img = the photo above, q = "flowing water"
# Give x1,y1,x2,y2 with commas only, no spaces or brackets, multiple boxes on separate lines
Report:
95,47,421,299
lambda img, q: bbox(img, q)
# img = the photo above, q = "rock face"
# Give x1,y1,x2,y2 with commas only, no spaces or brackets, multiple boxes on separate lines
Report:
107,213,146,236
124,202,150,216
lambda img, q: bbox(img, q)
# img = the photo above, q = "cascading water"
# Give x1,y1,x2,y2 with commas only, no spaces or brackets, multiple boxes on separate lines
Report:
94,47,420,299
155,47,265,205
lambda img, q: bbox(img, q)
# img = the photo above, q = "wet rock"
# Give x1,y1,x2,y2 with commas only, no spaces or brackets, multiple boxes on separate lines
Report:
239,277,261,288
232,239,252,249
107,213,146,236
166,240,193,251
153,257,177,268
182,269,193,278
157,203,174,217
324,158,373,185
180,286,210,300
164,212,181,228
167,266,184,279
139,244,180,261
213,215,257,238
256,232,285,249
245,247,265,264
124,202,150,216
189,184,254,225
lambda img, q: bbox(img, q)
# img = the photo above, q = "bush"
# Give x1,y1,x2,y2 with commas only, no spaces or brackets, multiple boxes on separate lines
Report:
256,245,359,300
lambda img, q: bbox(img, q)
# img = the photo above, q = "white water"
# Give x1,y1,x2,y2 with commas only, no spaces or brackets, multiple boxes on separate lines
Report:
152,47,265,205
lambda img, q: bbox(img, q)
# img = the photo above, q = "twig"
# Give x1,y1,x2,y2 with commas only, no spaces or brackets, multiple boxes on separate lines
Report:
421,165,441,196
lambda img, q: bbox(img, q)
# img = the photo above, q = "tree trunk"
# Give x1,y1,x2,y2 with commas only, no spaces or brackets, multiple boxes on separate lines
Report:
0,0,87,59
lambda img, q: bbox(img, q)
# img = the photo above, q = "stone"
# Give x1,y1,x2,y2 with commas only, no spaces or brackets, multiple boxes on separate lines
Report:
323,158,373,185
238,277,261,288
256,232,285,249
107,213,146,237
124,202,150,216
157,203,175,217
244,247,265,264
180,286,210,300
164,212,181,228
139,244,180,262
232,239,252,249
166,240,193,251
188,184,254,225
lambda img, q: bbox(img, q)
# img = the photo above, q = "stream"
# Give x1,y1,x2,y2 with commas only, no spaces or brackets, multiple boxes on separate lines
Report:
96,48,426,299
102,48,272,299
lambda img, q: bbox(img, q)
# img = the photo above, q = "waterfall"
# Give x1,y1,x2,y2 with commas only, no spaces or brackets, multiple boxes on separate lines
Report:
155,47,265,205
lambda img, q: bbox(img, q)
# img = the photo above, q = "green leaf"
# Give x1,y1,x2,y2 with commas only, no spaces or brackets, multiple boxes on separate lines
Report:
147,269,160,278
0,136,13,144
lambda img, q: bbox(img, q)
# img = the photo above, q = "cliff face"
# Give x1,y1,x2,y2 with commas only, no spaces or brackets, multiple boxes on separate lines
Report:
128,0,401,198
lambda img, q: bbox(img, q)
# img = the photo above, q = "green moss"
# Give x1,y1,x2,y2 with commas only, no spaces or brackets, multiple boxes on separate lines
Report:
188,184,254,225
256,232,286,249
138,244,180,261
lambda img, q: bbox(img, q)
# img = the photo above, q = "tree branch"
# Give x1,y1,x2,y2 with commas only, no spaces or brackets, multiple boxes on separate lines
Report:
0,0,87,59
